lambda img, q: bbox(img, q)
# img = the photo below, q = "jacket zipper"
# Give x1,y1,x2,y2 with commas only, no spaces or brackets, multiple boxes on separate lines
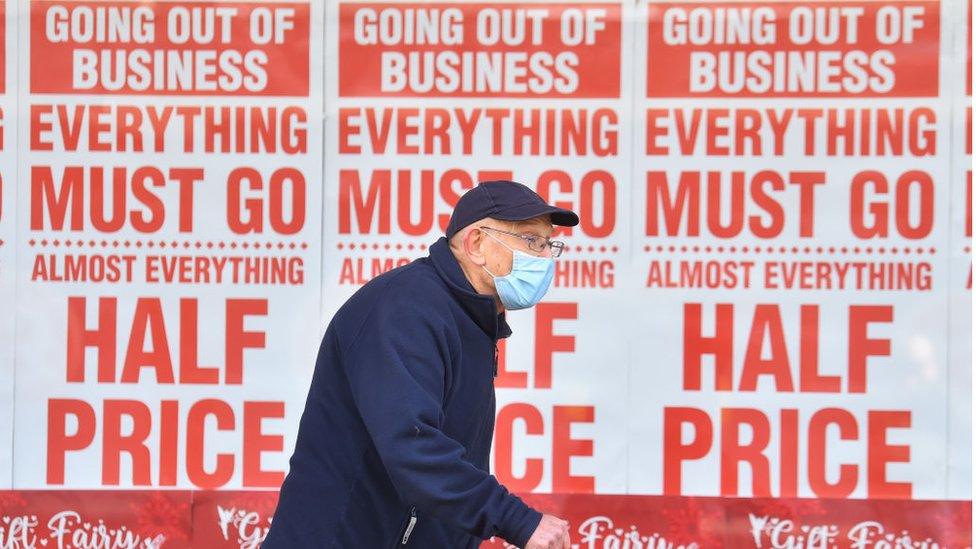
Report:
399,345,493,546
400,506,417,545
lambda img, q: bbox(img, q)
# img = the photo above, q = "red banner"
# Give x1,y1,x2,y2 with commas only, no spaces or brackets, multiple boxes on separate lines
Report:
0,490,191,547
492,494,972,548
338,3,622,98
647,1,940,97
30,1,310,95
0,491,969,548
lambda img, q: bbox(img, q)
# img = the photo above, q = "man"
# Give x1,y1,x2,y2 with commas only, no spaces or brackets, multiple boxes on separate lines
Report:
263,180,578,548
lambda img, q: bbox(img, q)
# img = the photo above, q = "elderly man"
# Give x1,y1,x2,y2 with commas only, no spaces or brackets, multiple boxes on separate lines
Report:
263,180,578,548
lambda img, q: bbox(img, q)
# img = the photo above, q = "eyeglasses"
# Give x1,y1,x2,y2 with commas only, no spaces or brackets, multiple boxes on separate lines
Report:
479,226,565,258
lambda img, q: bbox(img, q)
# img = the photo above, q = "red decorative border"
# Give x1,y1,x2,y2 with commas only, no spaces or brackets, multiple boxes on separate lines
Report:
0,491,969,548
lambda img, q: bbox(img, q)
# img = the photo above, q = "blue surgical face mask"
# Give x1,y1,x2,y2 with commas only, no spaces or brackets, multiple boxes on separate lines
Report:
482,231,555,310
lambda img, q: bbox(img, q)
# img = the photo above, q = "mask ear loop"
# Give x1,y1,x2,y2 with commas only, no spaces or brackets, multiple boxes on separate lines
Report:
481,230,516,278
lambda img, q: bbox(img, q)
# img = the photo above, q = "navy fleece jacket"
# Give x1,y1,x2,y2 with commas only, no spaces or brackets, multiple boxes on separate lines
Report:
262,237,542,548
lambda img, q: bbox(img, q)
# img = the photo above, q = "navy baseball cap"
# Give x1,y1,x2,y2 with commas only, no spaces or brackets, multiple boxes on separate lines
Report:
445,180,580,239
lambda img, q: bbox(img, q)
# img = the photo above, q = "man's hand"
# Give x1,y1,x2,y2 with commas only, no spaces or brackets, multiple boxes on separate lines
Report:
524,514,570,549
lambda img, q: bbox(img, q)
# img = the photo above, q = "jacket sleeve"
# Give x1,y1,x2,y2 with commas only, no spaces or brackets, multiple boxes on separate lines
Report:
339,293,542,547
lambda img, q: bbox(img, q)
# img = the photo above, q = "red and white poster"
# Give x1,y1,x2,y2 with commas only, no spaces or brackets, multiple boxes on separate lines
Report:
326,1,636,496
0,0,971,547
633,0,951,500
0,0,14,490
13,0,324,494
950,0,974,503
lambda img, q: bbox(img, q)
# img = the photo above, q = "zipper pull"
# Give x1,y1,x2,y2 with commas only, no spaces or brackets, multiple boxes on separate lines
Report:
493,344,499,378
401,507,417,545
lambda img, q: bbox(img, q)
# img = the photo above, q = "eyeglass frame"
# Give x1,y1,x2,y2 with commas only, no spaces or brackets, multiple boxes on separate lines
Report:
478,225,565,258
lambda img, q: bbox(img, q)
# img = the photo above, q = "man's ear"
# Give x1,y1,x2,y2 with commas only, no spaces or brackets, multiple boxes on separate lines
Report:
463,227,488,266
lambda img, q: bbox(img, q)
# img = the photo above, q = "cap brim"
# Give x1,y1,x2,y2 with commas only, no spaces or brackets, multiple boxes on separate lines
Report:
491,204,580,227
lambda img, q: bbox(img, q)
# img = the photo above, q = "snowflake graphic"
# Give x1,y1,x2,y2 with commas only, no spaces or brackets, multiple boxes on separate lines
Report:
133,492,190,543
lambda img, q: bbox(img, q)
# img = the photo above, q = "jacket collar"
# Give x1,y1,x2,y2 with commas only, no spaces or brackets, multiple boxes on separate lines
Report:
428,237,512,340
